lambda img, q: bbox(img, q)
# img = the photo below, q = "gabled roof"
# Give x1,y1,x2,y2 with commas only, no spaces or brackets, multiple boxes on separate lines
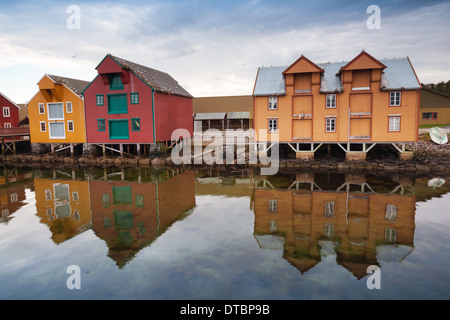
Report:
104,54,193,98
253,54,421,96
338,50,387,73
0,91,21,109
283,55,324,75
46,74,91,97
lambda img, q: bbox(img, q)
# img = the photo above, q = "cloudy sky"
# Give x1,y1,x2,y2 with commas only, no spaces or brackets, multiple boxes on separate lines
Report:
1,0,449,103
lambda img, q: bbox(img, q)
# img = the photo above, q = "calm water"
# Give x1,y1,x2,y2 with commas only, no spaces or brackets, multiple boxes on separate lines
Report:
0,166,449,300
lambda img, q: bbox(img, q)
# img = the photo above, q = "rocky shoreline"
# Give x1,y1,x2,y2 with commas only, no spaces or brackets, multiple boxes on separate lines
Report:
1,140,449,175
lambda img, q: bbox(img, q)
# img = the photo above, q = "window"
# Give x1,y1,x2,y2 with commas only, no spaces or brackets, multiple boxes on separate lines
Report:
39,103,45,114
385,228,397,243
324,223,334,238
40,121,46,132
97,119,106,131
67,120,74,132
131,118,140,131
49,122,65,139
47,103,64,120
326,117,336,132
389,116,400,132
385,204,397,221
96,94,104,106
326,94,336,108
45,189,52,200
130,92,139,104
268,199,278,213
72,192,79,201
390,91,401,106
66,102,73,113
109,120,129,139
269,220,277,233
110,74,124,90
422,112,438,120
324,202,335,217
268,96,278,110
108,94,127,114
2,107,10,117
268,118,278,132
4,123,11,128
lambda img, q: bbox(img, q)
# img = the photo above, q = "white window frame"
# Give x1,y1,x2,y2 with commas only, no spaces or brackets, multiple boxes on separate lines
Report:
389,116,401,132
324,201,335,217
326,94,336,108
390,91,401,106
47,102,65,120
2,107,10,117
385,204,397,221
40,121,46,132
67,120,74,132
268,199,278,213
268,118,278,133
39,103,45,114
48,122,66,139
268,96,278,110
325,117,336,132
4,123,11,128
66,102,73,113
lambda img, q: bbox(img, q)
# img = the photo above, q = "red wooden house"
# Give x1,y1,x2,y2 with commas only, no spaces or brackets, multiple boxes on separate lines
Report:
0,91,20,129
82,54,193,155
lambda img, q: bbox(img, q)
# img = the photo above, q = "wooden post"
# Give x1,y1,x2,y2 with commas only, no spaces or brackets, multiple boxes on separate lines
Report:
120,144,123,157
70,143,74,157
137,143,141,157
51,144,55,155
103,144,106,158
1,138,4,155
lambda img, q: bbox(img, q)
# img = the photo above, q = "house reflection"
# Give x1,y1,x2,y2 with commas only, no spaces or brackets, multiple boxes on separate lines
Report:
90,169,196,268
34,172,92,244
0,169,33,224
253,173,416,279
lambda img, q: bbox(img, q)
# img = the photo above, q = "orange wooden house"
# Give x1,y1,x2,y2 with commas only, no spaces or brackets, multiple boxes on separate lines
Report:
252,51,421,161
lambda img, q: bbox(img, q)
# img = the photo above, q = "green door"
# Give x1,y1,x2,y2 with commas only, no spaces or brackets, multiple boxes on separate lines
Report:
109,120,129,139
108,94,127,114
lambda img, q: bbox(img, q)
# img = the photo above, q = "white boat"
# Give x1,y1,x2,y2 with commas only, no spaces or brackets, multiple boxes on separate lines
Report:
430,126,448,145
428,178,446,188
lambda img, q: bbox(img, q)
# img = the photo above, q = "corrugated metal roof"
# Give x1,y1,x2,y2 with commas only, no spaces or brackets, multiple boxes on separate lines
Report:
109,55,193,98
253,57,420,96
227,111,249,119
253,66,286,96
380,58,421,90
194,112,226,120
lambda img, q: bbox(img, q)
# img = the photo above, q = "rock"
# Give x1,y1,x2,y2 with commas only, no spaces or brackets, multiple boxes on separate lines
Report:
415,164,430,172
151,158,166,166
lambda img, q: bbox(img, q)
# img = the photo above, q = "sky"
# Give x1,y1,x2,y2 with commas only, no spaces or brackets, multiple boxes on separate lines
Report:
1,0,450,103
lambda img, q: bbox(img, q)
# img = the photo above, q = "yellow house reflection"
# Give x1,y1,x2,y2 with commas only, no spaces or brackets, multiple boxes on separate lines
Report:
34,177,92,244
90,169,196,268
253,173,416,279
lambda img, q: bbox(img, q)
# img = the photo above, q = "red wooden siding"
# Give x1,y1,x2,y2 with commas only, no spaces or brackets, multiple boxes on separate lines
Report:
0,94,20,128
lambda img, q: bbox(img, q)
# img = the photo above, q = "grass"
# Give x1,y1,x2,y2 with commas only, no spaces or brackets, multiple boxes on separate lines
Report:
419,124,450,128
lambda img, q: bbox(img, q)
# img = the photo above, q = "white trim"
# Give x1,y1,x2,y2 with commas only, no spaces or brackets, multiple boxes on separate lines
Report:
39,121,46,132
67,120,74,132
47,102,65,120
48,121,66,139
66,102,73,113
38,103,45,114
2,106,10,117
352,87,370,91
326,117,336,132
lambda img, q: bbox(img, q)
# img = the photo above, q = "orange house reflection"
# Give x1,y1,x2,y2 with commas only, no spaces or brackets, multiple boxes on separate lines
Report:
90,170,196,268
34,178,92,244
253,173,416,279
0,171,33,224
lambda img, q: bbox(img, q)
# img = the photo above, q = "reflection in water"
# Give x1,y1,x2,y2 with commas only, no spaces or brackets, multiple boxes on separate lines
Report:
0,166,449,296
253,173,417,278
30,167,196,267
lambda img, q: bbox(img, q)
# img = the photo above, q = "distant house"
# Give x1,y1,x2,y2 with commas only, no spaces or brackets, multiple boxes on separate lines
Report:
252,51,421,161
27,74,90,154
419,87,450,126
193,95,253,132
0,91,21,128
82,54,193,156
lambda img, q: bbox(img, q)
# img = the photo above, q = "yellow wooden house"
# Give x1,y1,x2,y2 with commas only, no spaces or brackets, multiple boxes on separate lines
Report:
28,74,90,155
253,51,421,161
